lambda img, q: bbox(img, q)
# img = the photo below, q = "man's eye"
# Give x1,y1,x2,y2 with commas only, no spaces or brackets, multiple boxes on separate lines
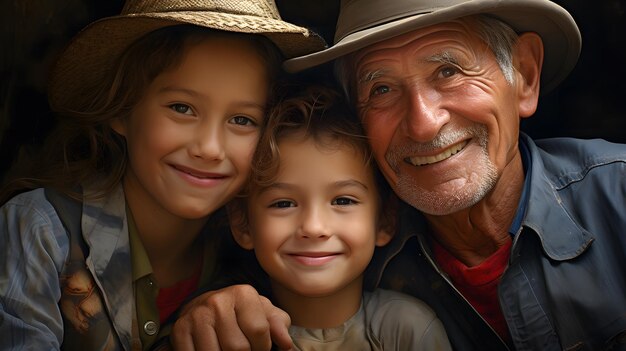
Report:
270,200,294,208
440,66,459,78
230,116,255,126
371,85,390,96
332,197,357,206
170,103,193,114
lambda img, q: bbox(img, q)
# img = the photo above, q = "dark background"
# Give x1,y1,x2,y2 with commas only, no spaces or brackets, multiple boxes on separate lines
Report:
1,0,625,181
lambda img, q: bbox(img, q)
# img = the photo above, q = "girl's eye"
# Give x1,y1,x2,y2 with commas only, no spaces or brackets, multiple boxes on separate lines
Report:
270,200,295,208
170,103,193,115
332,197,357,206
230,116,256,126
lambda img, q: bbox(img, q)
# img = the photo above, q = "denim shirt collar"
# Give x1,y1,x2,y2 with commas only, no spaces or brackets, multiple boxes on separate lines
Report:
508,137,531,236
517,133,594,260
383,134,594,265
81,180,134,349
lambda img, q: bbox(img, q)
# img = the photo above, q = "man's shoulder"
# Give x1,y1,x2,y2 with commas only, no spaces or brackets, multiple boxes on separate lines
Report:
532,135,626,160
523,135,626,246
527,135,626,188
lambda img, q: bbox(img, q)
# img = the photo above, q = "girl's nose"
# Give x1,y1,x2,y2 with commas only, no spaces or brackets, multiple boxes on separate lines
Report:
189,124,225,161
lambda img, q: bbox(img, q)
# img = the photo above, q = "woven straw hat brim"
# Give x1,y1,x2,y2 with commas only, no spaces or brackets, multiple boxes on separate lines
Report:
49,12,327,111
284,0,581,94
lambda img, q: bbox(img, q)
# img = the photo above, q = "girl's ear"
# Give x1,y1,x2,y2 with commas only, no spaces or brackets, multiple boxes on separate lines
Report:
110,117,127,137
375,194,397,247
514,32,544,119
227,201,254,250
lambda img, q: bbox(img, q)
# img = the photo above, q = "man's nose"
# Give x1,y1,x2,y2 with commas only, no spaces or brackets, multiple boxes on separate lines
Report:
403,85,450,142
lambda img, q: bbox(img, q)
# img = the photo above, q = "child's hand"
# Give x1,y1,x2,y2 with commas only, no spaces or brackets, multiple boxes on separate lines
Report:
170,284,293,351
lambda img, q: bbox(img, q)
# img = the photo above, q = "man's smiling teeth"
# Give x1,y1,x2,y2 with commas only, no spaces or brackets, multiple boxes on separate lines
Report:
407,140,469,166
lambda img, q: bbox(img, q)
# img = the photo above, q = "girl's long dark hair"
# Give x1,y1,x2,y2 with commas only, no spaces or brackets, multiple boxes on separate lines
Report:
1,25,282,204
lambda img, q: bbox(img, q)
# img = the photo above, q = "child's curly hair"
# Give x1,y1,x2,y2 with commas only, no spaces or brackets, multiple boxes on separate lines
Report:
252,85,374,189
230,85,395,234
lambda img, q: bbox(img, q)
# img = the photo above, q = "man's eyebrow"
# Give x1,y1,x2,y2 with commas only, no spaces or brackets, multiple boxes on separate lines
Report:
357,68,387,85
357,52,460,85
424,51,460,66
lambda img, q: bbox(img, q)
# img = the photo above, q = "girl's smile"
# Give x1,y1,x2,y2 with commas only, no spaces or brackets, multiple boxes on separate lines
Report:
112,36,268,221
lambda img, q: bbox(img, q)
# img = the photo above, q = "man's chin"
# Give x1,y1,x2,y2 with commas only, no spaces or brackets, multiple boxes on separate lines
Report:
396,181,492,216
405,197,476,216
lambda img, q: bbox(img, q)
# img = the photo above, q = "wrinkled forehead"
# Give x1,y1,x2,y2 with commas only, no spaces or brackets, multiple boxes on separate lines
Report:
352,17,483,65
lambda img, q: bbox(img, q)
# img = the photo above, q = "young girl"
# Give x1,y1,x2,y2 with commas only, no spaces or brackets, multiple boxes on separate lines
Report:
0,0,325,349
228,86,452,350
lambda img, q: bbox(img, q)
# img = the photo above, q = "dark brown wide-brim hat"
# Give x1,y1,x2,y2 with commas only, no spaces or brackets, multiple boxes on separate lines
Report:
284,0,581,93
49,0,327,111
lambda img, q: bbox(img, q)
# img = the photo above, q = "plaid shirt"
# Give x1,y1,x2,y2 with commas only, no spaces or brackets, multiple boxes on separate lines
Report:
1,182,218,350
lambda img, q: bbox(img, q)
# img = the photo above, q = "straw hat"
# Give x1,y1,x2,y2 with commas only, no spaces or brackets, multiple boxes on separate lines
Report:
49,0,327,111
284,0,581,93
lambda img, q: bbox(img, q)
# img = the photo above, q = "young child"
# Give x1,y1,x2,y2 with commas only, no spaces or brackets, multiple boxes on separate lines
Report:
0,1,325,350
228,86,452,350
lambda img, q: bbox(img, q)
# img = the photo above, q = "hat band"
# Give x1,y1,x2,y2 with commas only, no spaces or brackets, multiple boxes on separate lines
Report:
122,0,277,19
334,0,463,42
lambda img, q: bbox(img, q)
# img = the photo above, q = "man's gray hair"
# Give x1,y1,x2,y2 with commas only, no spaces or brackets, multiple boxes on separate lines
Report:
335,14,519,105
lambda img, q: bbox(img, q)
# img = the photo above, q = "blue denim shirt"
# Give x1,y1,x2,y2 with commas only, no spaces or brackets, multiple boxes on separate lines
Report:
0,184,136,350
365,133,626,351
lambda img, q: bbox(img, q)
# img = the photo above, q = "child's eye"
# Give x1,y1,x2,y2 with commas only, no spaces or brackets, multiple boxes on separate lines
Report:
270,200,295,208
332,197,357,206
169,103,193,115
230,115,256,126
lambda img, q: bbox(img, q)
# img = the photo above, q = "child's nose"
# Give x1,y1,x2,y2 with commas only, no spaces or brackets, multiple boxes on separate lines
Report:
189,126,225,161
297,206,331,239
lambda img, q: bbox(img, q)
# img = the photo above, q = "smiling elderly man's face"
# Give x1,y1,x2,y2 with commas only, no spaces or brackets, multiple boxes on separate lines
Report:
352,18,539,215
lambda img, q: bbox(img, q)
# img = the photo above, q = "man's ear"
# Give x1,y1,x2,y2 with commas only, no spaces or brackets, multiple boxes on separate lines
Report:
226,200,254,250
375,194,398,247
514,32,544,118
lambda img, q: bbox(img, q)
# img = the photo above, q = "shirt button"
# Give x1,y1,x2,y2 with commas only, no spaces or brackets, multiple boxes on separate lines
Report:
144,321,158,336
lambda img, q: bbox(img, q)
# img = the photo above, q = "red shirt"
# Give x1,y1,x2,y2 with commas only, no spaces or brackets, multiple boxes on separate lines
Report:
156,264,201,324
432,238,512,343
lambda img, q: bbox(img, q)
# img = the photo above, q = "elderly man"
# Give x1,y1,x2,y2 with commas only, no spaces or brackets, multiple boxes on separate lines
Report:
169,1,626,350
